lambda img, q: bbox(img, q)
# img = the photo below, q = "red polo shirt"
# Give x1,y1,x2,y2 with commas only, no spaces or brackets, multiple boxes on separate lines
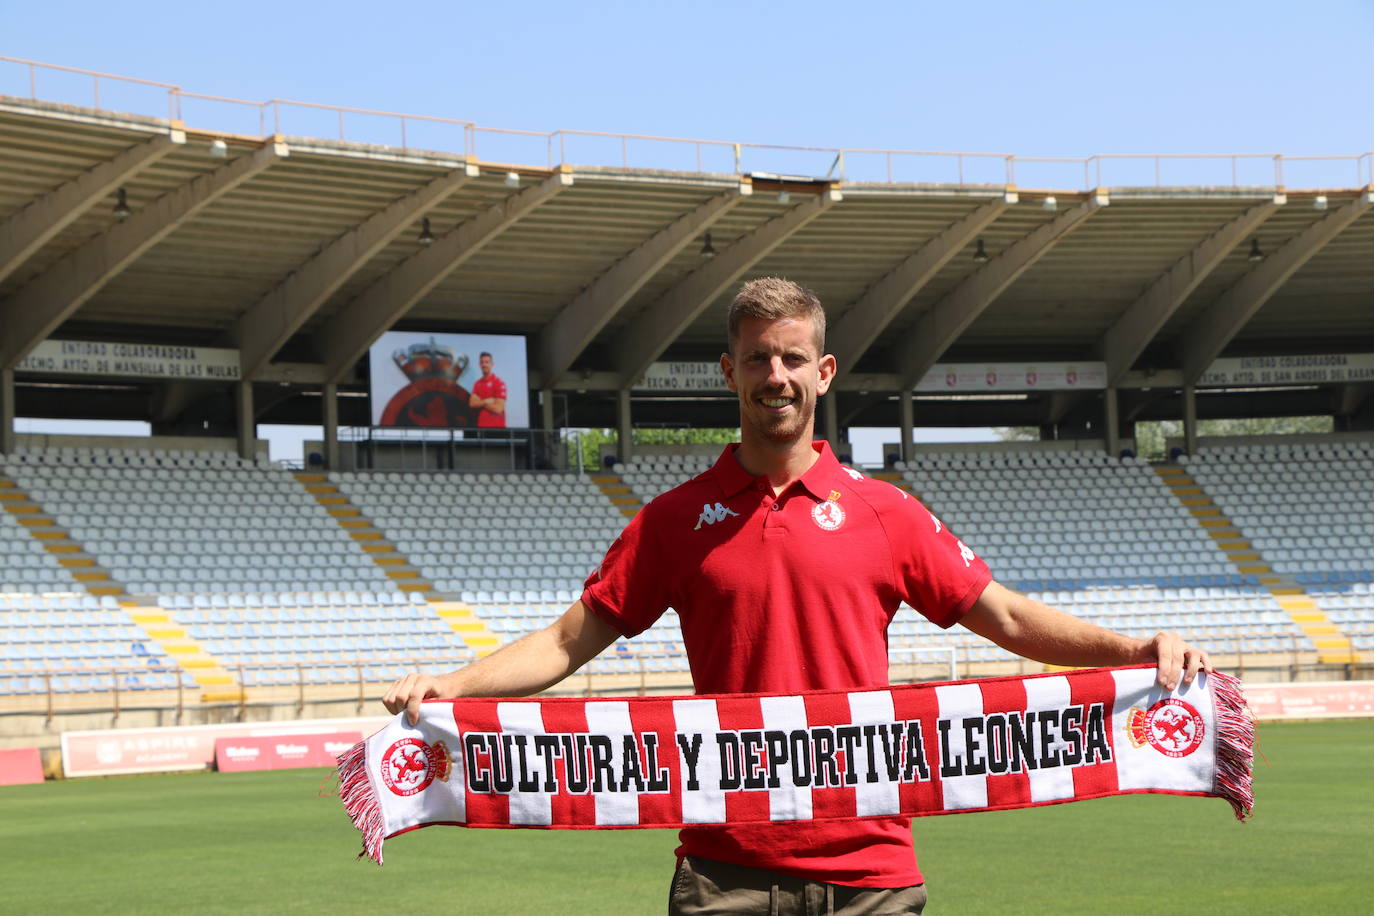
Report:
581,442,991,887
472,373,507,428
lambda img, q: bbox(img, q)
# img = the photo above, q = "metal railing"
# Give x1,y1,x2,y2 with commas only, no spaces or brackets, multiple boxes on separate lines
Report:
4,55,1371,190
3,637,1352,724
332,427,586,474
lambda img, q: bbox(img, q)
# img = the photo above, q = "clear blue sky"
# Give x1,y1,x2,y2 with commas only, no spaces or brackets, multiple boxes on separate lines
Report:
5,1,1372,161
5,1,1371,460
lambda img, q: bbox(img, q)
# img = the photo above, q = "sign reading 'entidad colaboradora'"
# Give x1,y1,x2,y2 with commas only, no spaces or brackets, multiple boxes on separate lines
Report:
1197,353,1374,388
337,666,1254,864
15,339,241,381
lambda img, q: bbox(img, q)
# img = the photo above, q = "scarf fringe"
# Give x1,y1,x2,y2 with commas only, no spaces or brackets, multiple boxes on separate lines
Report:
337,738,386,864
1208,670,1255,821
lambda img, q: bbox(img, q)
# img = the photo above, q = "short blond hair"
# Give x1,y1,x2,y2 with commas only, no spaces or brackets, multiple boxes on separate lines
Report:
726,277,826,354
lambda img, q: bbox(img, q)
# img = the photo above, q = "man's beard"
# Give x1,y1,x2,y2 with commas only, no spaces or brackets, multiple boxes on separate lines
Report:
745,397,814,445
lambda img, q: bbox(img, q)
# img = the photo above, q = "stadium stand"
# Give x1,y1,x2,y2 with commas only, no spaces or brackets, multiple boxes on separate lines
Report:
617,454,715,504
0,591,190,695
166,590,476,687
4,438,1370,707
1182,439,1374,583
606,447,1347,671
0,447,508,696
2,447,394,596
332,470,623,599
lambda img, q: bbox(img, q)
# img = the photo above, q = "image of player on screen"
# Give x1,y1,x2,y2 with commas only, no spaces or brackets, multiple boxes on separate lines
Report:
468,351,507,428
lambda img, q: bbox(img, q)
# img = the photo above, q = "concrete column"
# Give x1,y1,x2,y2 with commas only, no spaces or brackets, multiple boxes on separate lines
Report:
1104,386,1120,458
235,381,255,462
616,388,633,466
539,388,557,470
898,389,915,463
822,394,839,452
1183,385,1198,456
322,382,339,470
0,368,15,454
540,387,555,432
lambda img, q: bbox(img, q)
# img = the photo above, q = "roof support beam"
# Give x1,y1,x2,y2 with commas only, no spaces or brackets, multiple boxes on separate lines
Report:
828,193,1013,373
611,188,843,386
895,192,1107,390
1337,383,1374,417
1044,389,1086,425
235,163,479,379
318,169,573,383
535,184,749,385
1095,197,1282,385
0,129,186,285
1178,190,1372,384
0,139,287,370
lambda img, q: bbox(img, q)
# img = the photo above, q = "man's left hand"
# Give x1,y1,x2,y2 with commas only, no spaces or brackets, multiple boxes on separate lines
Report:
1143,631,1212,691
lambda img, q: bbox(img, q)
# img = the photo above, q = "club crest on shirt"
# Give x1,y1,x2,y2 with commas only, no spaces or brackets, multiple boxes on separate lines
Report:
1125,698,1205,758
811,499,845,531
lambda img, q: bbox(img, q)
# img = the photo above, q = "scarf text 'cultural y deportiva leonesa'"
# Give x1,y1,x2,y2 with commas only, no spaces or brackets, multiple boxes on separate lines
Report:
336,665,1254,864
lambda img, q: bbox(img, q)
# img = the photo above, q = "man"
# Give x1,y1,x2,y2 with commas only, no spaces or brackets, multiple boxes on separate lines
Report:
385,277,1211,914
468,351,507,428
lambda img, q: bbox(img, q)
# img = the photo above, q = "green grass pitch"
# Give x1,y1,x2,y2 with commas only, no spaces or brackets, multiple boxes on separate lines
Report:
2,720,1370,914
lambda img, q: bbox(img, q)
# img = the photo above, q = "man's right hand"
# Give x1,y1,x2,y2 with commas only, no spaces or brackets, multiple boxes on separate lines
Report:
383,673,453,726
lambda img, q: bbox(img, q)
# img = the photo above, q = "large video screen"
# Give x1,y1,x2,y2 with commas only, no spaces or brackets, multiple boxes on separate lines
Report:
369,331,529,428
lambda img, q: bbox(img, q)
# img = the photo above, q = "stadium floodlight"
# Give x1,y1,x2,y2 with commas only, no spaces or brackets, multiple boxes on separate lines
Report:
1041,196,1057,211
504,171,521,188
112,187,132,221
700,232,716,259
1247,238,1264,262
1312,195,1328,211
973,238,990,263
418,217,436,246
209,138,228,158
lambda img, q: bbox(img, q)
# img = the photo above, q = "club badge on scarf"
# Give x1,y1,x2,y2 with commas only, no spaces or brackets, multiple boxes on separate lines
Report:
337,665,1253,863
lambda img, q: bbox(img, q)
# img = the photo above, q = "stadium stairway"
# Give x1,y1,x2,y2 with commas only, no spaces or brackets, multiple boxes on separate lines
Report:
1156,465,1358,665
293,472,501,658
1,472,241,699
0,473,118,596
121,605,241,700
591,472,642,519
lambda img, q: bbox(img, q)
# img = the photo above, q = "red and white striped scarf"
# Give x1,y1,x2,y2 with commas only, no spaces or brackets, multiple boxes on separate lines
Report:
337,666,1253,864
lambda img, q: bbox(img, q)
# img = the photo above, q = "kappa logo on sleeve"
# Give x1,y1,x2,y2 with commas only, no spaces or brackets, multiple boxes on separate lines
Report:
694,502,740,530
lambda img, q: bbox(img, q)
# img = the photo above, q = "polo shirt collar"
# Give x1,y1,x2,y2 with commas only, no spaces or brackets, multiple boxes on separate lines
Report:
710,441,846,501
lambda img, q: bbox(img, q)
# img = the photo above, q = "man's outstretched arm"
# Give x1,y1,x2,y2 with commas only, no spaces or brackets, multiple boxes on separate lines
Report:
961,580,1212,691
383,600,620,724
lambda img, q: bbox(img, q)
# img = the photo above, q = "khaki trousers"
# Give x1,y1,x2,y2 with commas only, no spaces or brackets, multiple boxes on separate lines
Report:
668,855,927,916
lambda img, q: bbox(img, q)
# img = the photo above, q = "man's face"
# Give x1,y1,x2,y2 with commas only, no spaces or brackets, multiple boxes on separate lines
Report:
720,315,835,446
479,355,493,376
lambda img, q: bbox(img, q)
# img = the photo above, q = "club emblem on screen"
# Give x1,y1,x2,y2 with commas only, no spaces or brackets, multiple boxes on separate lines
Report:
379,338,478,427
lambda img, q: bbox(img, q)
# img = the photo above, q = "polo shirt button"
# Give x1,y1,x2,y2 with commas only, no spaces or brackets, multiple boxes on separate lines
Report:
770,503,781,511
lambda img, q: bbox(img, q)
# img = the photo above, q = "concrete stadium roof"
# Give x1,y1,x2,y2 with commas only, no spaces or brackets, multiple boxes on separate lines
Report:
1,82,1371,436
